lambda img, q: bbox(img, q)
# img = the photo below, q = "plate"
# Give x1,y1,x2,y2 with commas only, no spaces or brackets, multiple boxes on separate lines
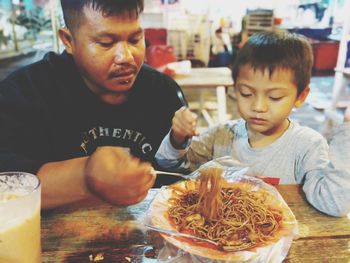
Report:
148,175,297,262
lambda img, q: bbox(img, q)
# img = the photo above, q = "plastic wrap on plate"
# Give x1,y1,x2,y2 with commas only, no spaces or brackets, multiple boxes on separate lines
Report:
144,158,298,263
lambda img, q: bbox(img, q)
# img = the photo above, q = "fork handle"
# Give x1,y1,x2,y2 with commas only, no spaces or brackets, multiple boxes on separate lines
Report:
153,169,188,178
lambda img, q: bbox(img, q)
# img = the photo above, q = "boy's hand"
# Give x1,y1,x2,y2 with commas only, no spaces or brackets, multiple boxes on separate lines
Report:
171,106,199,148
85,147,155,206
344,106,350,122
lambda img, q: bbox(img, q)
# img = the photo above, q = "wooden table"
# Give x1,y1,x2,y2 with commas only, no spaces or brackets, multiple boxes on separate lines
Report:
41,185,350,262
173,67,234,125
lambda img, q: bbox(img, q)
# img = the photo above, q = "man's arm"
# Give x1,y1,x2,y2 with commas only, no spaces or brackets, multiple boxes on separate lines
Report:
37,157,91,209
38,147,156,210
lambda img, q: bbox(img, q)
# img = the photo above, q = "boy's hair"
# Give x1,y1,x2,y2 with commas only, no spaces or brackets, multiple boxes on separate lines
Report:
232,31,313,95
60,0,144,33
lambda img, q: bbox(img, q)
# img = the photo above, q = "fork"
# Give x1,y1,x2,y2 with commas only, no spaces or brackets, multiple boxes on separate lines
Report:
153,168,250,181
153,170,191,180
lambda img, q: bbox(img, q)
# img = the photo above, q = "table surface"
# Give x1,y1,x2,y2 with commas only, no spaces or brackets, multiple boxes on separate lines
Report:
173,67,234,88
41,185,350,263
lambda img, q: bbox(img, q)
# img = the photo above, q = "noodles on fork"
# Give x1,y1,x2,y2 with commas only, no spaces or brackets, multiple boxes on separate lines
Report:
197,167,223,221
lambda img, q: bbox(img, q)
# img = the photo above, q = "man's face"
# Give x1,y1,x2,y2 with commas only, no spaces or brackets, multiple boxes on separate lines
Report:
64,6,145,105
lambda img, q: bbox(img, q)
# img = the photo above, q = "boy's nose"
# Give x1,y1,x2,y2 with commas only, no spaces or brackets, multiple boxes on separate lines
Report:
113,42,133,64
252,97,268,112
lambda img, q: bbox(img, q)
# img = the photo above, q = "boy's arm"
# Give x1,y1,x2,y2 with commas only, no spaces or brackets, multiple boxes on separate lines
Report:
171,107,198,147
155,106,198,170
156,123,236,172
155,131,191,170
155,129,217,172
301,122,350,217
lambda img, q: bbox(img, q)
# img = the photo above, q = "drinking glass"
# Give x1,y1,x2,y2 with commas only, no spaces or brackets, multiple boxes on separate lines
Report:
0,172,41,263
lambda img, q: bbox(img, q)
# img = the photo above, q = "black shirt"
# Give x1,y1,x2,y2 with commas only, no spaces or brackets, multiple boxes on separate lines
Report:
0,51,186,176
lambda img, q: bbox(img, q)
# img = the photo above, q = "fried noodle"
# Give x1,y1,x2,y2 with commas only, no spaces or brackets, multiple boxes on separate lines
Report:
167,168,283,251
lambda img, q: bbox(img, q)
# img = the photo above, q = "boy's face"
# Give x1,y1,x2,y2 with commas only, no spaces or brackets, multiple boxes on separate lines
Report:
234,64,308,137
60,6,145,105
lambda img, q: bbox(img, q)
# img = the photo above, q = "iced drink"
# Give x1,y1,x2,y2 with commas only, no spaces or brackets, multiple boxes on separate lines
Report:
0,172,41,263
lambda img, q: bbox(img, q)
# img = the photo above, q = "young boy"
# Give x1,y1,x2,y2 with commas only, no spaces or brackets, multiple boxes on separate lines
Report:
156,31,350,217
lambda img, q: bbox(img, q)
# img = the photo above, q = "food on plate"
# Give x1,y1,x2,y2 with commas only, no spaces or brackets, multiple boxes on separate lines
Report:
149,166,297,261
167,167,284,251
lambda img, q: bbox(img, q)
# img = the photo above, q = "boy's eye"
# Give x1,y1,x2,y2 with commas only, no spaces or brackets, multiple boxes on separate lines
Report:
240,92,252,97
269,96,284,101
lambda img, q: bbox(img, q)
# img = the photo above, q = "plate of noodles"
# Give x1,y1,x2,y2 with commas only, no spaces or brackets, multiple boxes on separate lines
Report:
147,165,298,262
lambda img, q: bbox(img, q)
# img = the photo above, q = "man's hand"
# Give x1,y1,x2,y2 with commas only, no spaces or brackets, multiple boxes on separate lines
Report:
85,147,155,206
171,106,199,148
344,106,350,122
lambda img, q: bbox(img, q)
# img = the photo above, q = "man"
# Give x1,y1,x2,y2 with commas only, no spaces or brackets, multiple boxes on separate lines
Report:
0,0,186,209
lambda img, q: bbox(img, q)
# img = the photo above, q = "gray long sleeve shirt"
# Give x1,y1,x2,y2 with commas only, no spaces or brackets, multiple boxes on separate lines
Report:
156,119,350,217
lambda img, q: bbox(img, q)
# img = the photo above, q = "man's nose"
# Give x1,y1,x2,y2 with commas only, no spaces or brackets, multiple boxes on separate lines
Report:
114,42,133,63
252,96,268,112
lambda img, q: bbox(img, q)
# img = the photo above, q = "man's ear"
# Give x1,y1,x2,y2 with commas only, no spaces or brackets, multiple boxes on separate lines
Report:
58,28,74,54
294,86,310,108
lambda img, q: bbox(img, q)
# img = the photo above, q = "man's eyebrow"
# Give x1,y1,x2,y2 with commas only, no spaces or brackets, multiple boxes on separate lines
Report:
94,32,114,38
95,28,144,38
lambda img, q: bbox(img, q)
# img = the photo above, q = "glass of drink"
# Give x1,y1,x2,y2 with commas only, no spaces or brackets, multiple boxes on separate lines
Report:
0,172,41,263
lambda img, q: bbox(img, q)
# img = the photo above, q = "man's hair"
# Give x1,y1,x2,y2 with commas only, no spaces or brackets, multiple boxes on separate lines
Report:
232,31,313,95
60,0,144,32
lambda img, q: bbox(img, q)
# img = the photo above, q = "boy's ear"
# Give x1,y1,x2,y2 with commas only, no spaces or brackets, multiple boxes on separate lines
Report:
294,86,310,108
58,28,74,55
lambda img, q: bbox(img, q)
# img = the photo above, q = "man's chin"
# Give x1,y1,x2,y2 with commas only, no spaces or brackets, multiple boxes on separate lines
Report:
100,93,129,105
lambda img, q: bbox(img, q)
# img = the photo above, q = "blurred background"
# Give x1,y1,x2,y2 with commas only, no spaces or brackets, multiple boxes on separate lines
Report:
1,0,349,133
